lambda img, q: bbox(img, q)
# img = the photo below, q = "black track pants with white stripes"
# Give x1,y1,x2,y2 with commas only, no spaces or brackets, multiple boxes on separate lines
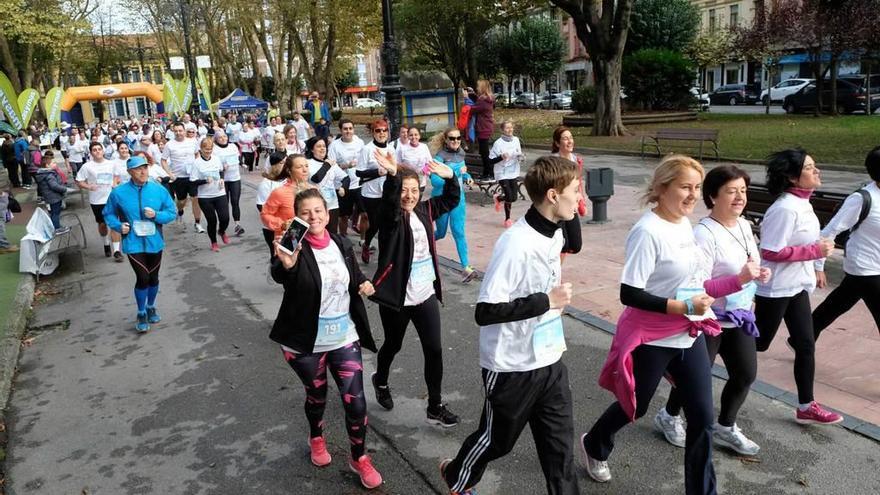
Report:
442,360,580,495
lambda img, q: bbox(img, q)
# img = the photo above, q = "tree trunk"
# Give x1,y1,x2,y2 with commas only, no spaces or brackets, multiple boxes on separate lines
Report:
0,33,21,92
829,57,838,116
592,58,626,136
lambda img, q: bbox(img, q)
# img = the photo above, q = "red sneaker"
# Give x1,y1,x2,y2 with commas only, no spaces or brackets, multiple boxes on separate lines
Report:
221,233,230,244
309,437,331,467
493,194,502,212
210,243,220,252
503,219,513,228
349,455,382,489
796,402,843,425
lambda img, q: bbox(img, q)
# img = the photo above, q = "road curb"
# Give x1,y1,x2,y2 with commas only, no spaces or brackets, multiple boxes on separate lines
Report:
437,255,880,444
0,273,34,410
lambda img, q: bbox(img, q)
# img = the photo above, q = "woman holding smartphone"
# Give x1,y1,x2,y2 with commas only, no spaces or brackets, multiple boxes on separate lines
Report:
270,188,382,489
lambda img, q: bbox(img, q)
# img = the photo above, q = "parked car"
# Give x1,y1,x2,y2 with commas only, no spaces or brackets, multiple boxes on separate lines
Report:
495,93,513,107
837,74,880,96
537,93,572,110
354,98,383,109
782,78,880,114
512,92,538,108
760,78,813,105
690,87,710,111
708,83,761,105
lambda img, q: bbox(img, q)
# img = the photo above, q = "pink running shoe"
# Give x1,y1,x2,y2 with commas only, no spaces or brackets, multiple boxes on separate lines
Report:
309,437,332,467
349,455,382,489
796,402,843,425
503,219,513,228
494,194,502,212
221,233,231,244
210,243,220,252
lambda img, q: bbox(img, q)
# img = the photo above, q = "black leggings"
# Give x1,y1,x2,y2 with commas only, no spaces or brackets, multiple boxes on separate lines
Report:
242,151,256,172
586,335,716,495
376,295,444,407
665,327,757,427
361,196,382,248
198,195,230,244
225,180,241,222
327,208,339,235
755,291,814,404
128,252,162,289
478,138,492,179
499,178,518,220
283,342,368,460
813,273,880,342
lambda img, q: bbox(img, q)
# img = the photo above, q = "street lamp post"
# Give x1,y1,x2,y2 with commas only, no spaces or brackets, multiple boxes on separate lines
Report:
179,0,202,117
380,0,403,135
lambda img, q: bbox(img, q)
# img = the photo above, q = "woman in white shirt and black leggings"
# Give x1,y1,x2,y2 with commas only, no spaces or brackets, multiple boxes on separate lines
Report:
811,146,880,340
753,149,841,425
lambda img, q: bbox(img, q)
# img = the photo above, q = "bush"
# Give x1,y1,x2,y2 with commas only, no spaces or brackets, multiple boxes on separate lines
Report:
622,49,694,111
331,109,343,122
571,86,597,114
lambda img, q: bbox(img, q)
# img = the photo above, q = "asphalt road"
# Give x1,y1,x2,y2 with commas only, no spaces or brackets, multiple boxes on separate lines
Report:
5,181,879,494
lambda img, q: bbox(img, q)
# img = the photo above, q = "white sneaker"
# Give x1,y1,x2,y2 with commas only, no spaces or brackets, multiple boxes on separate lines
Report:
579,433,611,483
654,408,686,448
194,222,206,233
713,423,760,456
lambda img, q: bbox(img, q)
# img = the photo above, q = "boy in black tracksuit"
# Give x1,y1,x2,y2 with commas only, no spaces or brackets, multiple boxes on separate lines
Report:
441,156,583,495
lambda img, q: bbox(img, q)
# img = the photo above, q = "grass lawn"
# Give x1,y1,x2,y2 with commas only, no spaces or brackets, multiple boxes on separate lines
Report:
503,109,880,167
0,225,27,341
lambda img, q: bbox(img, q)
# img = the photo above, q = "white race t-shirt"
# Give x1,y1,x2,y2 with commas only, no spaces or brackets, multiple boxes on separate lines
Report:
225,122,243,142
395,142,433,188
113,157,131,184
190,155,226,198
757,193,822,298
66,139,87,163
820,182,880,276
621,211,713,348
76,159,117,205
694,217,760,326
238,128,260,153
162,138,198,178
489,136,523,180
478,216,565,372
404,213,436,306
148,164,169,182
256,178,285,206
214,144,241,182
356,142,389,199
328,137,365,189
292,119,311,141
310,241,359,352
308,158,348,210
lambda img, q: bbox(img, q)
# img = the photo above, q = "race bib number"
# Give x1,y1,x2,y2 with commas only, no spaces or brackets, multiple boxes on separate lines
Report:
533,315,566,360
314,314,350,347
725,282,757,311
320,185,336,203
410,258,436,286
223,155,239,166
675,287,714,321
132,220,156,237
205,171,221,181
96,173,113,186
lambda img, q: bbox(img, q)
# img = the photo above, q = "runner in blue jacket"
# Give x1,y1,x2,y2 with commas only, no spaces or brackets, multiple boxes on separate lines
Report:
103,155,178,332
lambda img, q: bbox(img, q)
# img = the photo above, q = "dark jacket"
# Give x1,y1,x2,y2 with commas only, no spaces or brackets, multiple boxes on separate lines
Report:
34,168,67,204
370,172,460,311
472,95,495,140
269,233,376,353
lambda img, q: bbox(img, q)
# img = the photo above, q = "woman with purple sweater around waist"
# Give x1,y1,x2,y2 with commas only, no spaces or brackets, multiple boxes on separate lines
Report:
655,165,772,457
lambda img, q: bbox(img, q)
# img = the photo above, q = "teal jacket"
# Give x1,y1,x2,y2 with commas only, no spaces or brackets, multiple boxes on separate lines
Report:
103,180,177,254
431,148,471,197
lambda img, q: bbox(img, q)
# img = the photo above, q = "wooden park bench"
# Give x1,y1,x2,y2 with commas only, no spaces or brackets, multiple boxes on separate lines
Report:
640,128,720,161
462,152,526,206
742,183,850,249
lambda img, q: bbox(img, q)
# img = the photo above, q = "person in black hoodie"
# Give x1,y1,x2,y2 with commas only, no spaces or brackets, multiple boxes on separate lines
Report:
368,149,462,427
269,188,383,490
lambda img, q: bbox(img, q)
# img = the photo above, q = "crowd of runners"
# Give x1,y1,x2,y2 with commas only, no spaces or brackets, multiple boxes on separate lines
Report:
2,83,879,495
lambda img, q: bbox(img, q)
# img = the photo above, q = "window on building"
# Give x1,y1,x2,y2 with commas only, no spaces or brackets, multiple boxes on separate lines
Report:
111,71,120,84
709,9,717,32
729,5,739,27
132,69,141,82
154,70,162,83
122,70,131,83
136,97,147,115
114,99,126,117
726,68,739,84
91,101,102,119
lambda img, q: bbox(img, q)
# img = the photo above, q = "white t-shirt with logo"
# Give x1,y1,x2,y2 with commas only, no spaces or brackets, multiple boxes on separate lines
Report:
489,136,523,180
478,216,565,372
395,142,433,188
76,159,117,205
404,213,436,306
113,157,132,184
214,144,241,182
310,241,358,353
621,211,713,348
162,138,198,178
238,128,260,153
757,193,822,298
292,119,311,141
356,142,389,199
308,158,348,210
225,122,243,142
328,137,365,189
190,154,226,199
820,182,880,276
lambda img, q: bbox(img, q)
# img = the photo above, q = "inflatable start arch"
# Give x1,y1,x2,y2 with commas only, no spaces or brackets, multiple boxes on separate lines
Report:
60,82,163,111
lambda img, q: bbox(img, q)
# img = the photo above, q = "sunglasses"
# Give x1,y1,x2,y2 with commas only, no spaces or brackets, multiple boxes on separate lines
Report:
373,128,388,133
447,136,462,141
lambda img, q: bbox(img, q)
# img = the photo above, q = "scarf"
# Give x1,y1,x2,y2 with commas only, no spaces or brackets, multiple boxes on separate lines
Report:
501,135,513,142
788,187,814,199
305,229,330,249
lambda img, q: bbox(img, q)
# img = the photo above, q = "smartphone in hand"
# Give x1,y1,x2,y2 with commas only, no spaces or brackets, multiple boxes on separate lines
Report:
277,216,310,255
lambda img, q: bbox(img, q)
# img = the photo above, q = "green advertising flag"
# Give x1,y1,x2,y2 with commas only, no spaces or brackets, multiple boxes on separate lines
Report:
18,88,39,128
0,121,16,134
0,71,23,131
177,78,193,113
44,86,63,129
197,68,212,113
163,74,180,115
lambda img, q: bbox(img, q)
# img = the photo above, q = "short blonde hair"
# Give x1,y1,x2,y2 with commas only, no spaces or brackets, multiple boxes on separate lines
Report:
641,154,705,206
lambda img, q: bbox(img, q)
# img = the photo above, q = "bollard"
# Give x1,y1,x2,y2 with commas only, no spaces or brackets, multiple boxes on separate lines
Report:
586,167,614,224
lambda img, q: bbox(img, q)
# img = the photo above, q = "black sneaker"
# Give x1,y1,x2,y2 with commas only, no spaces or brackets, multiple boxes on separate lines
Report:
113,251,124,263
234,224,245,236
427,403,459,428
103,245,112,257
371,372,393,410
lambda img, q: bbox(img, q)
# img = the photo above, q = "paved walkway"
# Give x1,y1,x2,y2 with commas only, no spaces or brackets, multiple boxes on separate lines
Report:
435,150,880,427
